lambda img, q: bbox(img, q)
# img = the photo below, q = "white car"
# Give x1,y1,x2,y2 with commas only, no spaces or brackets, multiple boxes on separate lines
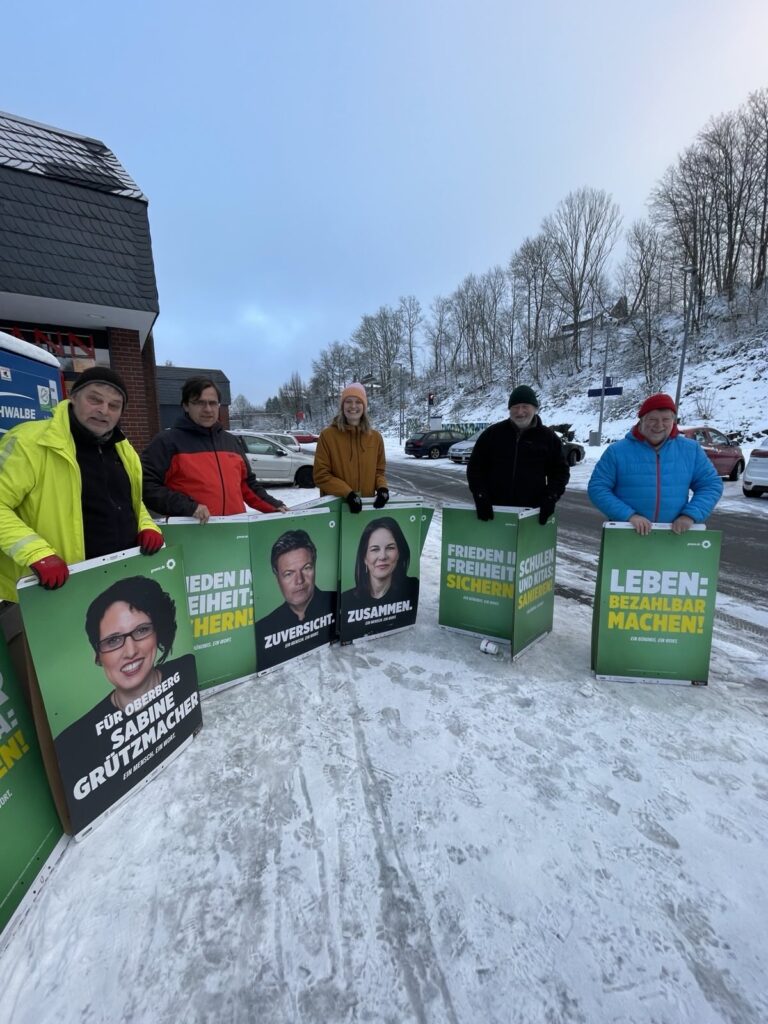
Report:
231,431,315,488
742,437,768,498
448,430,484,464
262,431,303,452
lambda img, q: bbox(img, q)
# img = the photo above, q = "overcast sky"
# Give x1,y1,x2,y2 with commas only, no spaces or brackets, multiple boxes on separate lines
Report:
4,0,768,403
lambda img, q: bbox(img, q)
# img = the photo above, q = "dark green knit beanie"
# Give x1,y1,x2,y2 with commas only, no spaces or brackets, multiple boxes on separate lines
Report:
508,385,539,408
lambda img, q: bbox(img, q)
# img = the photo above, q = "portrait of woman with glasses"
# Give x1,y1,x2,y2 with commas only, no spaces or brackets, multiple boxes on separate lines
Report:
52,572,202,832
84,575,178,712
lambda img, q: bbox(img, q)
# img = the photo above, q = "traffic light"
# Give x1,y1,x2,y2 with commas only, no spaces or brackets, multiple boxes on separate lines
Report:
427,392,435,407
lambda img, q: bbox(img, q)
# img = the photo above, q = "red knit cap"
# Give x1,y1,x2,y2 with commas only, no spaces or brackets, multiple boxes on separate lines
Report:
340,382,368,410
638,393,676,417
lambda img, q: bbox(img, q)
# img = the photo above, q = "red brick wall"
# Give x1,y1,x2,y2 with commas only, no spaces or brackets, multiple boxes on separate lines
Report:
108,327,160,450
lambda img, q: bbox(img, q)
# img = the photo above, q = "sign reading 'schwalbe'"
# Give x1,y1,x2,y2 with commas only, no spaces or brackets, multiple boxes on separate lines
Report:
251,507,339,673
163,517,256,693
0,632,65,939
591,524,721,685
338,502,425,643
19,548,202,838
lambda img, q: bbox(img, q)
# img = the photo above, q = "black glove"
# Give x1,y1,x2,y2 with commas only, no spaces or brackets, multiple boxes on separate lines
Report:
346,491,363,514
538,498,556,525
373,487,389,509
474,494,494,521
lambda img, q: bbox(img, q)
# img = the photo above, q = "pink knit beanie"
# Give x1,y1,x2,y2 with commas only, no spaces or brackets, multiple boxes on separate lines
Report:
340,382,368,410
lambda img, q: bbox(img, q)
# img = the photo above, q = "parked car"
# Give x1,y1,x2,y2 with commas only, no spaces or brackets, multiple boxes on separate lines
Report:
231,430,315,487
405,429,468,459
742,437,768,497
561,437,586,467
262,431,302,452
679,426,745,480
290,431,320,444
448,430,484,464
447,427,585,467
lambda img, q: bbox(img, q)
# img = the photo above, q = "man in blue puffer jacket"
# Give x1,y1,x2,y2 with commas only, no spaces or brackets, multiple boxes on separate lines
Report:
588,393,723,535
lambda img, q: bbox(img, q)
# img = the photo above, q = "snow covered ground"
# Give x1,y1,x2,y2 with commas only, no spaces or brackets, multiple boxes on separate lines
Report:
1,488,767,1024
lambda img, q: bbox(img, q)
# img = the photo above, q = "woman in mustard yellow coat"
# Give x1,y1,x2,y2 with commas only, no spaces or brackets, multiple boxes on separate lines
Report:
313,383,389,513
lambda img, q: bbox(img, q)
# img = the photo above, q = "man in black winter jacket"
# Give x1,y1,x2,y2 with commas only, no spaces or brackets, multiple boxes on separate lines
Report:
467,385,569,525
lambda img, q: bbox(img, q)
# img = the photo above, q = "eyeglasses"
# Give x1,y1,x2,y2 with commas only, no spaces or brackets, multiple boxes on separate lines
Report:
190,399,220,408
97,622,155,653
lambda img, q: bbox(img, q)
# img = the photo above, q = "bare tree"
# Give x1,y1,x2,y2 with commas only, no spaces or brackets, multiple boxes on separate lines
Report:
398,295,423,381
620,220,674,389
352,306,404,389
701,109,758,301
229,393,258,429
746,88,768,290
510,232,557,382
424,295,453,384
543,187,622,371
278,371,308,426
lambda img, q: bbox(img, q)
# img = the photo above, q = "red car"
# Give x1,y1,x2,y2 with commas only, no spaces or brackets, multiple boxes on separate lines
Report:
290,431,319,444
679,426,745,480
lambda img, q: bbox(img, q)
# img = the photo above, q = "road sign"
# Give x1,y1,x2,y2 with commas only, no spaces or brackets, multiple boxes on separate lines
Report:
588,386,623,397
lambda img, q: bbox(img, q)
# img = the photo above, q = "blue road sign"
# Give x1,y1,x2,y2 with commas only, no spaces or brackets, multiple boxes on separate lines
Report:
588,386,623,397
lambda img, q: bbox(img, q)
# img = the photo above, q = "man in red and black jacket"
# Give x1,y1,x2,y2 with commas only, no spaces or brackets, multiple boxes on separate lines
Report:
141,377,287,522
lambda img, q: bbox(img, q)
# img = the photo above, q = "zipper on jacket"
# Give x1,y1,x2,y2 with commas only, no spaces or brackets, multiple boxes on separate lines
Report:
211,430,228,515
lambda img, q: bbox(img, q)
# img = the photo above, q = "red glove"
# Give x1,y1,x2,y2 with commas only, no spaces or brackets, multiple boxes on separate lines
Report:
137,529,164,555
30,555,70,590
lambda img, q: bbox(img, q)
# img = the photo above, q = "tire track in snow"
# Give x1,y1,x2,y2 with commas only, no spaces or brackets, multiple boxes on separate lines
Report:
344,673,460,1024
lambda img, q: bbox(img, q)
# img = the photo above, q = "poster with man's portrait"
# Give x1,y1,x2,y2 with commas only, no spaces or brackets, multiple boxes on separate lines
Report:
338,502,424,643
250,508,338,673
19,547,201,838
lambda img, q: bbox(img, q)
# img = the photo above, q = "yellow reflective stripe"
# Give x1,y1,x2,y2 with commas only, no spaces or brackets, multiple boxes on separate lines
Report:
0,436,19,470
8,534,43,558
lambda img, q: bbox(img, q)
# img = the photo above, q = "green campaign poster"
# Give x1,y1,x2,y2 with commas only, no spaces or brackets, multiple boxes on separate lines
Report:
163,516,256,692
19,547,202,837
338,503,423,642
592,524,722,684
438,505,519,641
512,510,557,658
419,506,434,554
250,508,339,673
0,633,65,938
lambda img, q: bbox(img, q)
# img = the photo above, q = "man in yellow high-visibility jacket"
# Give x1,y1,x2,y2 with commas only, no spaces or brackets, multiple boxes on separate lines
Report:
0,366,163,601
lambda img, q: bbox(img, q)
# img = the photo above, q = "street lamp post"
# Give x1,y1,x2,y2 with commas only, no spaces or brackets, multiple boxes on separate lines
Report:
394,364,405,444
675,265,697,416
596,315,613,445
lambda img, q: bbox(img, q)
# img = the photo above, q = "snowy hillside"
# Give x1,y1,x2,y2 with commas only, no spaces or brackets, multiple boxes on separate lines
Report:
390,313,768,447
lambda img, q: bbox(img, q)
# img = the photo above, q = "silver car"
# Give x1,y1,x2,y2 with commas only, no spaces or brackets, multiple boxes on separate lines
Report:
448,430,484,464
742,437,768,498
231,431,315,488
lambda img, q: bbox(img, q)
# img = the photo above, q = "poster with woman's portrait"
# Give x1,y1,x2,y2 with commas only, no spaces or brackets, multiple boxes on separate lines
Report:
18,547,201,838
338,503,423,643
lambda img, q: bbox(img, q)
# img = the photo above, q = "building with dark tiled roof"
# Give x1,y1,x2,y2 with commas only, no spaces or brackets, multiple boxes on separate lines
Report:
0,110,161,446
155,365,232,429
